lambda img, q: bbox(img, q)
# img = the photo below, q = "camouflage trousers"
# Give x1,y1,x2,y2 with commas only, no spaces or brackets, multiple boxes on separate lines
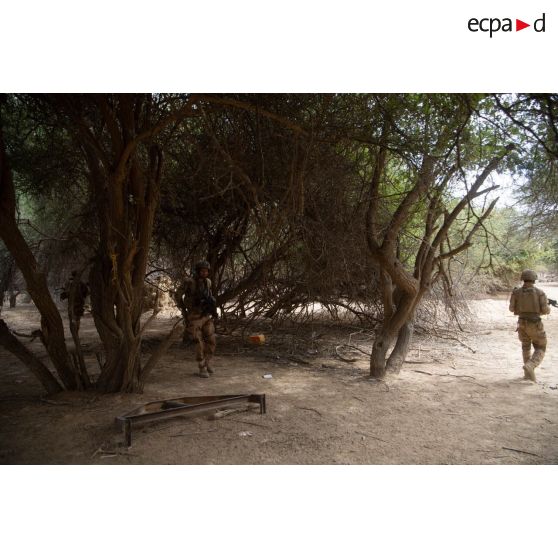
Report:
184,314,216,372
517,319,547,377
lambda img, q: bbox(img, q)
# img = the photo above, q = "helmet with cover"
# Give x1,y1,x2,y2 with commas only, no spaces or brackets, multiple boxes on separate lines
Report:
194,260,211,272
520,269,537,282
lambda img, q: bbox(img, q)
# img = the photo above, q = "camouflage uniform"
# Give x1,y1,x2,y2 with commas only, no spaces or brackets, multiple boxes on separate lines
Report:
509,270,550,381
61,272,89,327
175,267,217,378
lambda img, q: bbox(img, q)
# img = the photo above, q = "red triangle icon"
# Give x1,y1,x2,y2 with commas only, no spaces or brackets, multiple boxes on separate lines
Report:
516,19,530,31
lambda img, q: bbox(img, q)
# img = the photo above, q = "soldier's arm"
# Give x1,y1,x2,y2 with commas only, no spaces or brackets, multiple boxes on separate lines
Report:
508,289,517,313
539,291,551,315
172,281,186,311
174,278,194,312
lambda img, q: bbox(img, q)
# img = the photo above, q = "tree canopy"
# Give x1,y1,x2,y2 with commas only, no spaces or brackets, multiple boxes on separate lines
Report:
1,93,556,392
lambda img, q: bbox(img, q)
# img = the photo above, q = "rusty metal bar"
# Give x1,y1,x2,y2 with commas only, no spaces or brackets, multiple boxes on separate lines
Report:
115,393,266,447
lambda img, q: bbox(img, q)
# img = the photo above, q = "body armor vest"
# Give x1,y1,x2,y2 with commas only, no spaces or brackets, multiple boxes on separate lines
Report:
511,287,540,315
180,277,216,317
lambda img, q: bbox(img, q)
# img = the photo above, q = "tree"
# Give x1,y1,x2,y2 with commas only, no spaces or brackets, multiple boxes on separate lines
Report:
0,94,196,392
1,120,76,392
0,93,319,392
493,95,558,243
349,95,515,378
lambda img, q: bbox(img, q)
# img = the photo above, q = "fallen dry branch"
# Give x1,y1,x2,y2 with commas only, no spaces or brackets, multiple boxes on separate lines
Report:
433,332,476,353
286,355,312,366
11,329,42,341
410,369,486,387
0,319,62,394
355,431,390,444
445,373,477,380
297,406,323,417
39,398,71,406
502,446,541,458
340,344,371,357
170,429,218,437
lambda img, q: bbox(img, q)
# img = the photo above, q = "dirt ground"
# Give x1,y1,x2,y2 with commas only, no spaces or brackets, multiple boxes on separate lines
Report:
1,285,557,464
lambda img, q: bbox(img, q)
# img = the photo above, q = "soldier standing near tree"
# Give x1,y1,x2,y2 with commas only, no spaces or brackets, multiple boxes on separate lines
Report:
60,270,89,331
174,260,218,378
509,269,551,382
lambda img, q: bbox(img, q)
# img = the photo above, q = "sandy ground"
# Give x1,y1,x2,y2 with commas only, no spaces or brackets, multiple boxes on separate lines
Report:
1,285,557,464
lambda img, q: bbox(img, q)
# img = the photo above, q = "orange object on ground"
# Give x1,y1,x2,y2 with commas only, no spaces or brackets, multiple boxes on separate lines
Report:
249,334,266,345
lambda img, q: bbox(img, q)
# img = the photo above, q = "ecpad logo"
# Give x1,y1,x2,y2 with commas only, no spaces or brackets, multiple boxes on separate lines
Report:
468,13,546,37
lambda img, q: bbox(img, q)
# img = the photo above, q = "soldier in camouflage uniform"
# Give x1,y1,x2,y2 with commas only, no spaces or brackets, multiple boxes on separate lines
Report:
60,271,89,331
174,261,218,378
509,269,551,381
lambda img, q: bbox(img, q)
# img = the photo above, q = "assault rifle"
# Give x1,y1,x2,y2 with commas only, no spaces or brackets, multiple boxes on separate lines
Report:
198,293,218,319
549,298,558,308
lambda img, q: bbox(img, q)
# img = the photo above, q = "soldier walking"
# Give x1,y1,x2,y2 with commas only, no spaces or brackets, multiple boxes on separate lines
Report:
174,261,218,378
60,270,89,331
508,269,551,381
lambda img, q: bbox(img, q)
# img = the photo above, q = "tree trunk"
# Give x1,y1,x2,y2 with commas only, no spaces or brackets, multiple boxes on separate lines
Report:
1,125,79,390
0,256,15,314
369,329,394,379
87,149,161,393
138,319,184,392
386,319,414,374
68,320,91,390
370,289,417,378
88,254,143,393
0,319,62,394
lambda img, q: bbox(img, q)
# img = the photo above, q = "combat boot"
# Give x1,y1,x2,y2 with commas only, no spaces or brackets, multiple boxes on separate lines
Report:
198,366,210,378
206,364,215,375
522,361,536,382
531,347,545,368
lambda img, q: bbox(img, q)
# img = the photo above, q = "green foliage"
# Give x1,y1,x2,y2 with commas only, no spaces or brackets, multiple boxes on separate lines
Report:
456,206,557,286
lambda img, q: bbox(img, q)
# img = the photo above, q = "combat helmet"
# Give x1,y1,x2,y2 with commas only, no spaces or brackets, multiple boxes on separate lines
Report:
194,260,211,272
520,269,537,282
